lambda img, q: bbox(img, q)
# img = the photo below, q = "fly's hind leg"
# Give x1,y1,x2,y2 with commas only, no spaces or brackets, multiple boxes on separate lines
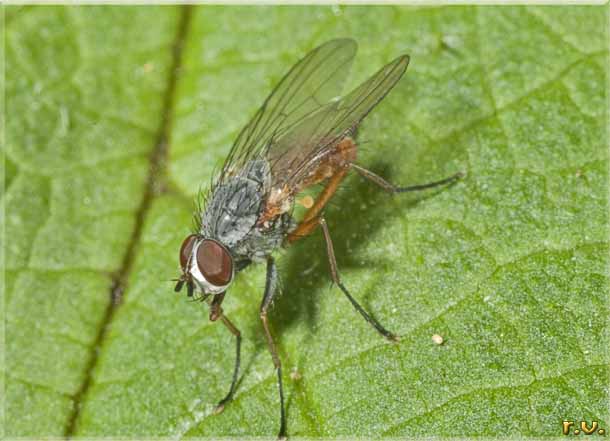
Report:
351,163,463,193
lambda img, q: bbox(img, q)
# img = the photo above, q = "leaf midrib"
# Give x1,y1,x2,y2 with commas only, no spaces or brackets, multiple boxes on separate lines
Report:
63,5,194,436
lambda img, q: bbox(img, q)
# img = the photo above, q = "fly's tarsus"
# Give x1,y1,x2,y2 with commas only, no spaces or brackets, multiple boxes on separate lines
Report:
352,163,464,194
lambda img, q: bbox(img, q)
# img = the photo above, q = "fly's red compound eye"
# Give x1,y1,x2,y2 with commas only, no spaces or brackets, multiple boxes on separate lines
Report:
196,239,233,286
179,234,198,271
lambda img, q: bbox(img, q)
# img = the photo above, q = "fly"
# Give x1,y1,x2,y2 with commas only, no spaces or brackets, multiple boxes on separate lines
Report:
173,38,462,438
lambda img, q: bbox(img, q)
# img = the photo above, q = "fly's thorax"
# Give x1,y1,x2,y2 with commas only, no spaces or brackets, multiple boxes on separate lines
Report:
179,235,234,295
196,158,293,263
200,159,271,249
234,212,295,261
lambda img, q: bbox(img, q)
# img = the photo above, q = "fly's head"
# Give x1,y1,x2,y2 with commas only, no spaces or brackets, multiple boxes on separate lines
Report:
174,234,234,298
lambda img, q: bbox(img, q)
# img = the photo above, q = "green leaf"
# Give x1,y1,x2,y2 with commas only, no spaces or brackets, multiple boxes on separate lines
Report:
4,4,608,438
4,5,182,436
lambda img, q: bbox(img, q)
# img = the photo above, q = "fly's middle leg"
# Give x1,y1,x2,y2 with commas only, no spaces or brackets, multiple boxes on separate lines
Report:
351,163,463,193
286,215,323,244
260,256,287,439
318,217,399,342
290,212,399,341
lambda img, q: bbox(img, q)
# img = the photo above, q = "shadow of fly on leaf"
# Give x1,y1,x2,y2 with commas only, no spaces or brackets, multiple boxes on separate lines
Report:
171,38,463,439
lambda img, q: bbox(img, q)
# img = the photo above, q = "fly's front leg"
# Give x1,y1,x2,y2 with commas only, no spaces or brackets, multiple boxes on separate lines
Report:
351,163,463,193
210,305,242,414
319,217,400,342
260,256,287,439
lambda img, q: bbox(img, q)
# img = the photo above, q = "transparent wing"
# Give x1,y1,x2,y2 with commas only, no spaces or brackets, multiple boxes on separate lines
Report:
219,39,358,180
267,54,410,190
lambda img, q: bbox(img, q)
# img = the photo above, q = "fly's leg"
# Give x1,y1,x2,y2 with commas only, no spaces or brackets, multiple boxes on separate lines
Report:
286,166,349,243
260,256,287,439
212,312,242,414
290,212,398,341
286,215,323,244
302,167,349,223
286,162,457,340
288,163,461,244
319,217,399,342
351,163,463,193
